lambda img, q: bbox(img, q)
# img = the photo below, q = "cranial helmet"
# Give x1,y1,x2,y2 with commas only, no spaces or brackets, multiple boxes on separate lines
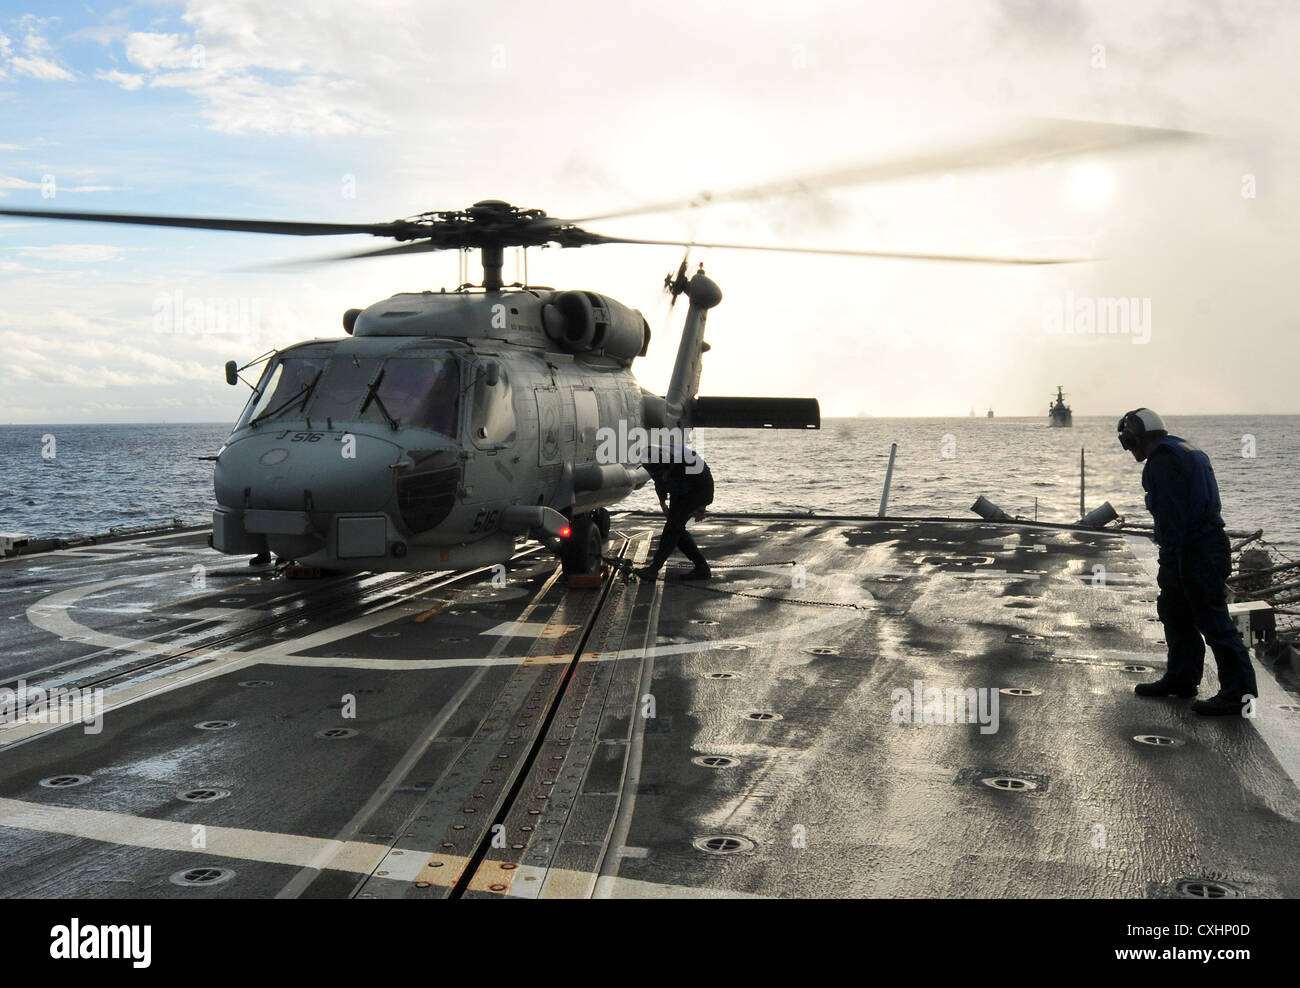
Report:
1117,408,1167,461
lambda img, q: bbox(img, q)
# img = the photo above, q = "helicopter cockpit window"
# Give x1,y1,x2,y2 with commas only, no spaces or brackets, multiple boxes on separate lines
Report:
360,356,461,436
235,363,281,429
470,360,516,448
245,356,326,427
307,355,382,423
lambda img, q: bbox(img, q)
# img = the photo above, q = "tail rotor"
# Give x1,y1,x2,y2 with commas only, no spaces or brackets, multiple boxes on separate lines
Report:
663,251,691,309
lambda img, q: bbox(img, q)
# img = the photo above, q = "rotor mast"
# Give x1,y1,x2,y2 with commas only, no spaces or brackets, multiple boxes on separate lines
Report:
480,243,504,292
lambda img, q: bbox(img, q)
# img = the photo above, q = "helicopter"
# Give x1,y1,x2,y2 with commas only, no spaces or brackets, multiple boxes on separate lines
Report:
0,118,1202,575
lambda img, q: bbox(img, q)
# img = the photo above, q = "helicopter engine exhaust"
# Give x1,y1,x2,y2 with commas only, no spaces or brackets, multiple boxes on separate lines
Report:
542,291,650,361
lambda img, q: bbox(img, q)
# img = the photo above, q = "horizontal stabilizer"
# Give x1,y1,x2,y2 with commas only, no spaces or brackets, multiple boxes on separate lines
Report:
691,396,820,429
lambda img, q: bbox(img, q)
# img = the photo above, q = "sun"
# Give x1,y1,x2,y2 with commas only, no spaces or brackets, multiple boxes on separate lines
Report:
1067,163,1114,210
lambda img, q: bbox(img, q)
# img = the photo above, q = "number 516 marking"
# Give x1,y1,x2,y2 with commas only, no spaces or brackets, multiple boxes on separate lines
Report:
470,508,500,533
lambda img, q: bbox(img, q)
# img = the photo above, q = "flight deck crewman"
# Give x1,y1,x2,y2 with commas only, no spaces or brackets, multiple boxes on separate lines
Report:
1118,408,1258,716
633,446,714,582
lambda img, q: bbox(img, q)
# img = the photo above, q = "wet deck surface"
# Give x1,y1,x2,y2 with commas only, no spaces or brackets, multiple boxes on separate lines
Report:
1,516,1298,898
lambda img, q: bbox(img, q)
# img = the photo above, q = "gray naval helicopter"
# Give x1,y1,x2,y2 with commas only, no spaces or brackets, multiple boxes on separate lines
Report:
198,211,824,578
2,118,1200,575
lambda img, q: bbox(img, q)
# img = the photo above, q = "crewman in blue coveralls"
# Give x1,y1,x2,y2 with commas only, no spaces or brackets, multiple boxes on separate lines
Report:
1119,408,1259,715
633,445,714,582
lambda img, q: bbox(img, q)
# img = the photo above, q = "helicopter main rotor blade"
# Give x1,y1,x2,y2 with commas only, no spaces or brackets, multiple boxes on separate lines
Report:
588,234,1091,265
254,240,447,268
0,206,415,238
570,117,1208,224
266,233,1090,268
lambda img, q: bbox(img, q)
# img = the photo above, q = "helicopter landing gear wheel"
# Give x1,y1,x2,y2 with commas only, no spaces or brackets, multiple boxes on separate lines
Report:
592,507,611,540
561,513,604,576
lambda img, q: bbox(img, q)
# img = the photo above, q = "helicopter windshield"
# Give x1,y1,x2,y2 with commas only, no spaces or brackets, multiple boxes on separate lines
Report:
309,355,382,423
358,356,460,435
245,356,326,426
237,352,460,434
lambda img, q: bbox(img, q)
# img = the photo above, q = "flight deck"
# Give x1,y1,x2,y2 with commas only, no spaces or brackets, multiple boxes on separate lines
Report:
1,514,1298,898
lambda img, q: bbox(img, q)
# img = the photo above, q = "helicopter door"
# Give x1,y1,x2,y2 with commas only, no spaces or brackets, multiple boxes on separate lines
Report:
536,388,562,466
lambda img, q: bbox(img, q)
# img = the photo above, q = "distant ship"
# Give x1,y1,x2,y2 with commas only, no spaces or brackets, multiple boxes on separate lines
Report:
986,408,994,418
969,406,976,417
1048,386,1073,427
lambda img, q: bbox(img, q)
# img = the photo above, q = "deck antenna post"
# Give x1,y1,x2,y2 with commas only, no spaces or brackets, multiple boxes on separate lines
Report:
878,442,898,517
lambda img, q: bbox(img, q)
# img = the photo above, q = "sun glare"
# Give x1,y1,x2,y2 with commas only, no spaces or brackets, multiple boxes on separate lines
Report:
1067,163,1114,210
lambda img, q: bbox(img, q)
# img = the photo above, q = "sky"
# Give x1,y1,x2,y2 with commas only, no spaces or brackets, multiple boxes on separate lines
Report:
0,0,1297,423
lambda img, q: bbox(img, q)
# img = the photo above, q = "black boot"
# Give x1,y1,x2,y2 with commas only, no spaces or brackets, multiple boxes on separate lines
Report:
632,566,660,582
1134,676,1197,698
1191,692,1247,716
680,565,712,581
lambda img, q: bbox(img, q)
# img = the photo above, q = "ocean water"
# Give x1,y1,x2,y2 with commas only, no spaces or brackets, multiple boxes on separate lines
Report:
0,423,230,541
2,416,1296,555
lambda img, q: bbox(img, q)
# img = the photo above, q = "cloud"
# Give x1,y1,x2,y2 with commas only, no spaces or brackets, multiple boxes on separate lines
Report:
8,244,127,262
0,174,126,197
64,11,132,47
124,31,195,71
0,327,219,389
0,16,74,81
995,0,1087,40
10,55,74,81
96,68,145,91
0,260,42,274
100,13,394,135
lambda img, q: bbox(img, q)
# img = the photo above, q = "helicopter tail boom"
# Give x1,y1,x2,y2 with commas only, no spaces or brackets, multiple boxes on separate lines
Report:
689,396,820,430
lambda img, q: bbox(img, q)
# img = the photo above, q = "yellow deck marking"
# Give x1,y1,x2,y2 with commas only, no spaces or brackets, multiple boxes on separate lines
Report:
413,599,450,623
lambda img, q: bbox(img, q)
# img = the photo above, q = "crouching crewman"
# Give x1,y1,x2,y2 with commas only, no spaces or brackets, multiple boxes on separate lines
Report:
633,445,714,582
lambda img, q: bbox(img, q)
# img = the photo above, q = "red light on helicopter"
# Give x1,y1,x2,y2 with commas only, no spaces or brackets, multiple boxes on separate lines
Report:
559,526,571,538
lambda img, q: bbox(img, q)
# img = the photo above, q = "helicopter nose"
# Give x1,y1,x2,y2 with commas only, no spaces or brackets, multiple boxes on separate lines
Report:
212,433,466,564
214,431,404,513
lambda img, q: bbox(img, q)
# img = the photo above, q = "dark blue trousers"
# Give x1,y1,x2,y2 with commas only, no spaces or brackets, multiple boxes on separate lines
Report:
648,497,708,571
1156,530,1258,698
